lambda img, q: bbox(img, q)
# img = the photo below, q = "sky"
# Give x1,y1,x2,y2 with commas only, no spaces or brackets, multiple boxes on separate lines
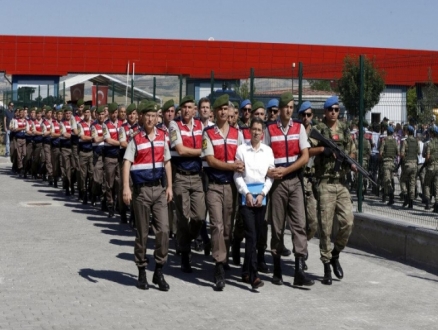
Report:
2,0,437,51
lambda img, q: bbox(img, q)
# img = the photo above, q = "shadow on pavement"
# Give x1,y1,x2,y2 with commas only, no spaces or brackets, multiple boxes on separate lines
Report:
78,268,137,286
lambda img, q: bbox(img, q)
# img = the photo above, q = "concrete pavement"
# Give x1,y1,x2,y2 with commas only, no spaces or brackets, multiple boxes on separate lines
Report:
0,162,437,330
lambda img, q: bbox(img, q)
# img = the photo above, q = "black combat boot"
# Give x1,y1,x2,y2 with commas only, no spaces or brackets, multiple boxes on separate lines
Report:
387,193,395,206
101,198,108,212
48,176,53,186
257,249,271,274
322,263,332,285
70,181,75,196
402,195,409,207
108,205,115,218
330,249,344,279
65,185,70,196
152,264,169,291
181,252,192,273
231,240,241,265
433,203,438,213
120,211,128,224
213,263,225,291
137,266,148,290
425,198,430,210
53,177,58,188
382,194,386,203
293,256,315,286
408,199,413,209
82,191,88,205
272,256,283,285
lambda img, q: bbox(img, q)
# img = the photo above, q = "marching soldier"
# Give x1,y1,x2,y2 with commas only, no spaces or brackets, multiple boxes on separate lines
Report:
118,103,140,223
264,92,314,287
238,99,251,127
168,95,205,273
50,108,64,188
400,125,419,208
103,103,122,217
379,125,398,205
11,107,27,177
77,105,94,204
23,108,36,178
60,106,74,196
309,95,356,286
41,106,53,185
71,100,84,199
202,94,244,291
423,127,438,211
31,108,44,179
90,106,106,207
122,102,172,291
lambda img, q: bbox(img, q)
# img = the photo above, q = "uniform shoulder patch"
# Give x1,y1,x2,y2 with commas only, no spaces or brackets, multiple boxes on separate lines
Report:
170,129,177,142
202,138,208,150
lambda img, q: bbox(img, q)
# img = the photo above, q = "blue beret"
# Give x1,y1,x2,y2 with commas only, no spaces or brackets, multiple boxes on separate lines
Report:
240,99,251,109
408,125,414,133
267,99,279,109
387,126,394,134
298,101,312,114
324,96,339,109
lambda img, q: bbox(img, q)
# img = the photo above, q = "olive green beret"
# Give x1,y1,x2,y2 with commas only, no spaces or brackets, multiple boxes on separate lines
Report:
232,101,239,109
126,103,137,114
212,94,229,109
180,95,195,107
140,99,149,104
137,102,147,113
251,101,265,113
108,102,118,113
36,108,43,114
62,105,72,113
83,105,90,111
141,102,159,114
162,99,175,112
56,108,64,113
279,92,294,108
45,105,52,111
77,99,84,106
96,105,105,114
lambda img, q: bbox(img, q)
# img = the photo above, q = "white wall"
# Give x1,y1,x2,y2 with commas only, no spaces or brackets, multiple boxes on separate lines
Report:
366,87,407,124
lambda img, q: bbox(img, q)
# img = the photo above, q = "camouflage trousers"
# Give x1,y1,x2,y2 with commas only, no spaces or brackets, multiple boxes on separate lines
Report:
316,180,354,263
423,164,438,200
382,160,395,196
401,162,417,200
303,176,318,240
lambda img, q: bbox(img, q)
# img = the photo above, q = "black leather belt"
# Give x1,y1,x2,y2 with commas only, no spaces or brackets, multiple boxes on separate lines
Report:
135,180,161,188
209,180,232,185
176,168,199,176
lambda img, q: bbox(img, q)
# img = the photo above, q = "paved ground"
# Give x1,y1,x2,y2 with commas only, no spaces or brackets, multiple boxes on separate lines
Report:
0,160,438,330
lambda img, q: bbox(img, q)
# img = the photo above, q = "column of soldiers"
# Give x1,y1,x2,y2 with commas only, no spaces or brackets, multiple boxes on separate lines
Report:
8,93,364,292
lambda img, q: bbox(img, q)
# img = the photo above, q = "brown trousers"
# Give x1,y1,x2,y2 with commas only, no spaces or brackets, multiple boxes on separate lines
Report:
71,144,81,191
92,153,105,196
303,176,318,240
174,172,206,253
15,138,26,170
206,183,237,264
132,184,169,267
24,141,33,172
10,137,16,164
31,142,43,176
61,147,72,185
43,143,53,177
51,146,62,178
270,176,308,258
79,150,94,192
104,157,119,206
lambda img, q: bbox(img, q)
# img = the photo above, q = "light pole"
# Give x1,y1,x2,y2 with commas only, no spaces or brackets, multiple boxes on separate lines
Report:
292,62,296,96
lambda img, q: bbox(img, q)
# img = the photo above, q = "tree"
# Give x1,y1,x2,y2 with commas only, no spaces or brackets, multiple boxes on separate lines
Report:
337,56,385,116
308,79,333,92
418,69,438,125
406,87,418,122
234,80,253,100
17,87,36,102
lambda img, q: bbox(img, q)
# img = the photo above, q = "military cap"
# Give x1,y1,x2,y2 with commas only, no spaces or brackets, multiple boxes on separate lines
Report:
387,126,394,134
126,103,137,114
180,95,195,107
83,105,90,111
232,101,239,109
162,99,175,112
212,94,230,109
96,105,105,114
141,102,159,114
267,99,279,109
77,99,84,106
408,125,415,133
35,108,43,114
45,105,52,111
56,107,64,113
324,95,339,109
108,102,118,113
240,99,251,109
62,105,72,113
298,101,311,114
279,92,294,108
137,102,147,113
251,101,265,113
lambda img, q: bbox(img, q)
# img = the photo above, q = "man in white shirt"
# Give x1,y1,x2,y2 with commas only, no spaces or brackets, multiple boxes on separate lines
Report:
234,117,274,289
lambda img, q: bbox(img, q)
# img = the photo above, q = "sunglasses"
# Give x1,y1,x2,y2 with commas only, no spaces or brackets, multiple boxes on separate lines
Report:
327,106,340,113
301,112,312,118
268,109,278,114
243,108,251,112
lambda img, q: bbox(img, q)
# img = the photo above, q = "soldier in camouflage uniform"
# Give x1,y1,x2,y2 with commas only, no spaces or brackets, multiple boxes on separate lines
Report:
423,126,438,211
379,126,398,205
361,121,372,196
400,125,419,209
309,96,356,286
399,125,409,202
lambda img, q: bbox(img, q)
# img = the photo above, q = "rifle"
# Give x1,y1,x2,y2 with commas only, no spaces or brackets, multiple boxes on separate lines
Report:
310,128,378,186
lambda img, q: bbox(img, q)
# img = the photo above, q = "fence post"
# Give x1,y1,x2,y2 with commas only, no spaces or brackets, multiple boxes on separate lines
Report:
179,75,183,104
63,82,65,104
131,78,134,104
112,81,115,103
358,54,365,212
210,70,214,100
153,77,156,101
38,86,40,106
298,62,303,109
250,68,254,102
96,84,99,106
